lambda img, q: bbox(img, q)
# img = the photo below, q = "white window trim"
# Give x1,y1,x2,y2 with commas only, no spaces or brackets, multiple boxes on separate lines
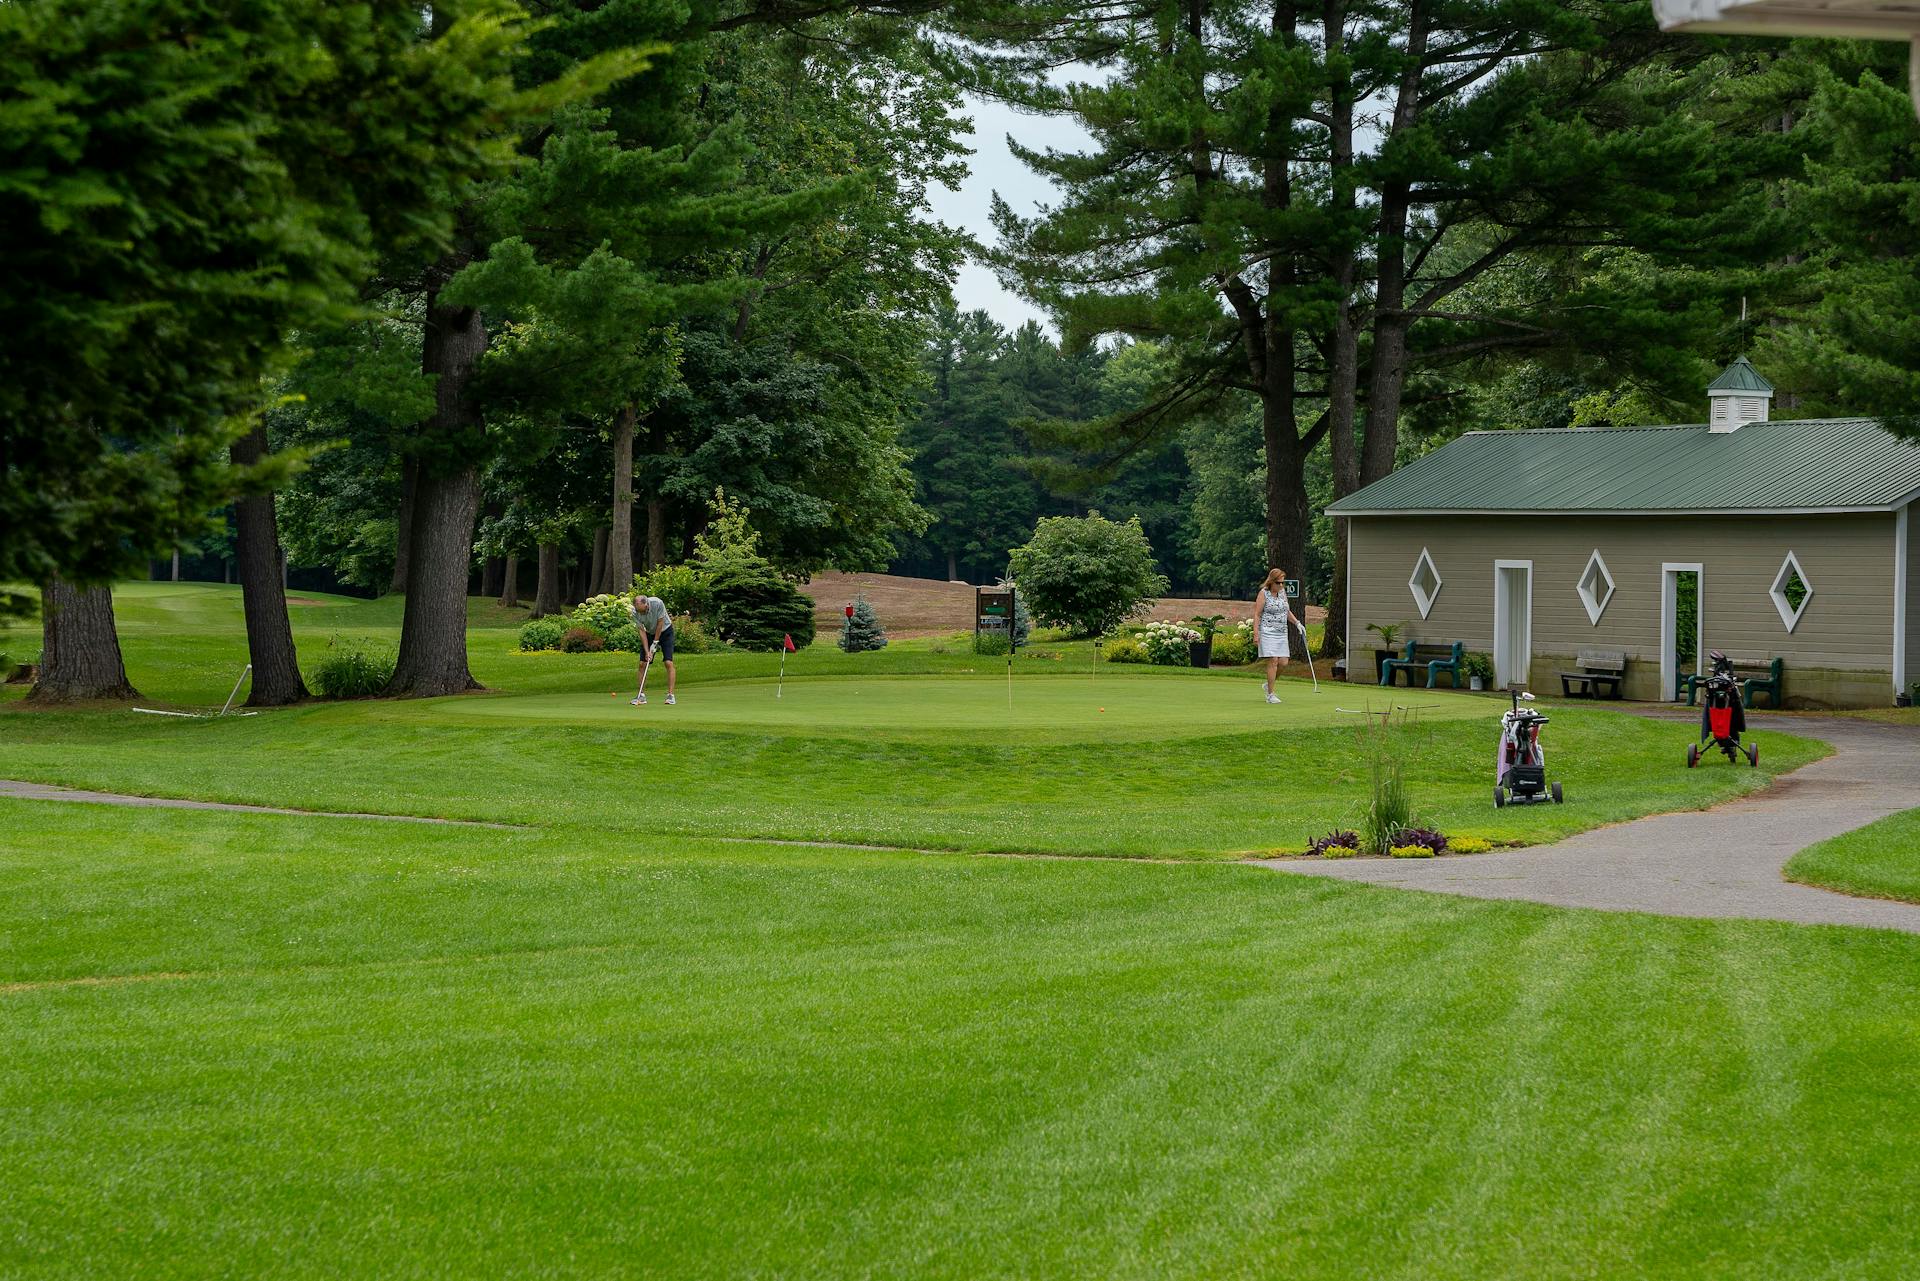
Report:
1576,549,1615,626
1408,547,1442,619
1770,550,1813,632
1896,507,1909,696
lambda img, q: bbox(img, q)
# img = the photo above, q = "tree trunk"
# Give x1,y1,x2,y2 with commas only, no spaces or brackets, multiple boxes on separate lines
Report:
386,275,486,698
230,424,309,705
1320,0,1358,660
170,548,181,582
482,557,503,600
533,541,562,618
30,578,138,702
607,403,637,593
1260,393,1312,597
947,549,958,582
497,552,520,608
645,500,668,570
589,525,609,598
390,457,418,597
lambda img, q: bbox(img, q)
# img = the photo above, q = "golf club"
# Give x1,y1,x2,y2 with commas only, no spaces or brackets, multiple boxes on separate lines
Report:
1292,616,1318,692
633,648,654,704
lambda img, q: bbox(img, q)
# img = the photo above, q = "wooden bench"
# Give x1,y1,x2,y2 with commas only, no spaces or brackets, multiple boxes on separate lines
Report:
1558,648,1626,699
1381,640,1465,689
1681,655,1784,708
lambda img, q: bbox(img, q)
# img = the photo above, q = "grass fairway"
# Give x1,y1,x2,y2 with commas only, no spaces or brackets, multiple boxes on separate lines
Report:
1787,807,1920,903
429,673,1492,741
6,582,1912,1277
5,799,1920,1279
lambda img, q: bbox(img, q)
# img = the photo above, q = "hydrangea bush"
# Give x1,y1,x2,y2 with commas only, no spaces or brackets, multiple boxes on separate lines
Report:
1139,621,1202,666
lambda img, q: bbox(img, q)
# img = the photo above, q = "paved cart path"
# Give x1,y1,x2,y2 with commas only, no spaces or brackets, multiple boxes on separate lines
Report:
0,779,515,828
1259,714,1920,933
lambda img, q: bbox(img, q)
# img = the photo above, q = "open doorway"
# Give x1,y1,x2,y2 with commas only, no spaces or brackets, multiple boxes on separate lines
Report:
1661,564,1703,700
1493,560,1533,688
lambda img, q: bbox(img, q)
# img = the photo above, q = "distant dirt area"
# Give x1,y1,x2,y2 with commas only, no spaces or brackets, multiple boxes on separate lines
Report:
802,571,1323,638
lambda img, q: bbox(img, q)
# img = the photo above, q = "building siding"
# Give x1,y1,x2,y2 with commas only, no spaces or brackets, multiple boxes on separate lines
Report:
1905,504,1919,697
1349,513,1897,705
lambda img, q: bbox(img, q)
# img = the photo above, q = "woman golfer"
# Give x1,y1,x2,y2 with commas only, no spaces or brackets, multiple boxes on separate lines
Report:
1255,568,1294,704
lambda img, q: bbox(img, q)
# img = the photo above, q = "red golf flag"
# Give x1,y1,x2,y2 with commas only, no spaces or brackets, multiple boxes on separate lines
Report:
783,634,796,652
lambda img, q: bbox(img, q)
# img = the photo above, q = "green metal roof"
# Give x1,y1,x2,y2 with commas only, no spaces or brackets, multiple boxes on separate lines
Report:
1706,356,1775,393
1327,418,1920,516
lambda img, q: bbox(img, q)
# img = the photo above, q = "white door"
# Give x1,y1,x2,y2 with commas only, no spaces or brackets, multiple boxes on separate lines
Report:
1493,560,1533,689
1661,564,1704,701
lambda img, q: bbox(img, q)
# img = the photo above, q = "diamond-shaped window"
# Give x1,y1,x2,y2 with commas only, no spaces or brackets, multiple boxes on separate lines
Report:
1770,552,1812,631
1576,550,1615,625
1408,548,1442,619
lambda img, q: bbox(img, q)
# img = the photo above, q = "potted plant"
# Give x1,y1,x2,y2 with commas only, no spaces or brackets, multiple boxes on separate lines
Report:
1463,651,1494,692
1187,614,1224,668
1365,621,1407,682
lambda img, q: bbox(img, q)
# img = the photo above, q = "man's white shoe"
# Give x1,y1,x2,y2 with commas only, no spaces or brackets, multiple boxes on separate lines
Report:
665,694,676,705
631,695,646,705
1265,692,1280,704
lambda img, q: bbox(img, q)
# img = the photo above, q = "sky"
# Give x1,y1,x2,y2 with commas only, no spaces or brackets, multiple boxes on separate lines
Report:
924,93,1092,334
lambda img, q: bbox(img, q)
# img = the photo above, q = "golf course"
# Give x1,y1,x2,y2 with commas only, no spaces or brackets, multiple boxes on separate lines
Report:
6,584,1919,1278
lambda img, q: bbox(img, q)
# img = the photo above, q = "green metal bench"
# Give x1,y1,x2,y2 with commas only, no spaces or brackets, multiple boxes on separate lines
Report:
1381,641,1465,689
1680,655,1784,708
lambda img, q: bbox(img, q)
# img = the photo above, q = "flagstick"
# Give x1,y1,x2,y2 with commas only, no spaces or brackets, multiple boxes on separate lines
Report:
777,648,786,699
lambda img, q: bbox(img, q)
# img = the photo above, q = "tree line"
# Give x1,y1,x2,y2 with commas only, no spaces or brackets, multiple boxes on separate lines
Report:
7,1,1917,703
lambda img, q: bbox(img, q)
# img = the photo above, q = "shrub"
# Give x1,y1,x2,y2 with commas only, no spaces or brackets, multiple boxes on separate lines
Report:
973,631,1011,657
308,635,395,699
561,627,605,654
708,564,814,651
1306,830,1359,857
1393,826,1448,856
1007,511,1169,637
518,617,565,652
1390,844,1437,859
1463,651,1495,684
570,593,635,640
602,623,642,653
1210,631,1252,665
671,619,725,654
1449,836,1493,855
1139,621,1201,666
634,562,707,618
1100,635,1148,664
839,594,888,653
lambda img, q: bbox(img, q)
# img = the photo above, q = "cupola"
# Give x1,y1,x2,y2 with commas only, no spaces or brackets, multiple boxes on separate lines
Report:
1707,356,1773,433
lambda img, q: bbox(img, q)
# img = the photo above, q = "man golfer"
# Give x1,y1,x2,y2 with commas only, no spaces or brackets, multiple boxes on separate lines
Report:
629,593,676,705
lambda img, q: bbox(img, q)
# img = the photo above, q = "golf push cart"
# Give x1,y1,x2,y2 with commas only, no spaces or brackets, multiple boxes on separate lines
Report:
1495,689,1563,807
1688,649,1759,769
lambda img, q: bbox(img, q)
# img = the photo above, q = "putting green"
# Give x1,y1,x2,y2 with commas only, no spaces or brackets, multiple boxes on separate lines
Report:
421,674,1500,742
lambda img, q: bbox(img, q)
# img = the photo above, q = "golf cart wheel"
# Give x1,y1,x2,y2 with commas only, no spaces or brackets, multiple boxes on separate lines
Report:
1494,786,1507,809
1550,781,1563,804
1746,742,1760,767
1686,743,1700,769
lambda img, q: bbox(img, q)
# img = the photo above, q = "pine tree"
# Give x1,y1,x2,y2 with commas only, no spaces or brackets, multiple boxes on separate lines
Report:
838,594,890,652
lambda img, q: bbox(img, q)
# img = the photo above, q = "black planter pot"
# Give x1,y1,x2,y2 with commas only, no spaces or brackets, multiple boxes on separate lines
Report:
1374,649,1398,682
1190,639,1213,668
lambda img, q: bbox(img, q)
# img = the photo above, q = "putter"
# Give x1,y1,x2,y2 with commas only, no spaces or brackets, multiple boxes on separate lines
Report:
634,649,654,703
1293,617,1318,692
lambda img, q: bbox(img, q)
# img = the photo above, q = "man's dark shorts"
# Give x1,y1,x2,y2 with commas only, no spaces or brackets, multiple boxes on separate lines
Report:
650,624,675,662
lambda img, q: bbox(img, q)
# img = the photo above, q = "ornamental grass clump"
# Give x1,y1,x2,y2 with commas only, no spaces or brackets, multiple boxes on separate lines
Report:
1356,711,1419,856
308,635,395,699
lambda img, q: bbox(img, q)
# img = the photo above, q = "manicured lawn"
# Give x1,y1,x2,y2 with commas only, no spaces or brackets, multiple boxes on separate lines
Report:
5,799,1920,1279
6,582,1912,1277
0,584,1826,856
1786,807,1920,904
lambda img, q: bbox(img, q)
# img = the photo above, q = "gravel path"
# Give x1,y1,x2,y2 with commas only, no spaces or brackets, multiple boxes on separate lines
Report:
0,780,515,828
1258,714,1920,933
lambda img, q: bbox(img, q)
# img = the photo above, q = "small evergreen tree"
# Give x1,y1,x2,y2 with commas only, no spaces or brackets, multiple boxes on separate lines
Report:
838,594,888,653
